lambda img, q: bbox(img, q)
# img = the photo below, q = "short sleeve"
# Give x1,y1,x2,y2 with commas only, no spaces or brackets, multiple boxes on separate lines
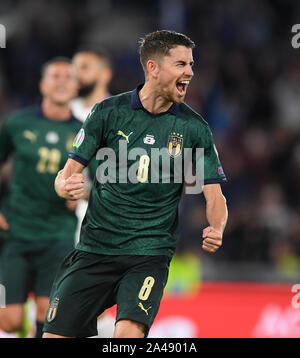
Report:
0,119,14,163
87,156,98,178
68,103,104,166
194,125,227,185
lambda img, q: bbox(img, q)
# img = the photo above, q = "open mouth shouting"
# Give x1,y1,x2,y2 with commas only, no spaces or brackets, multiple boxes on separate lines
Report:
176,80,190,97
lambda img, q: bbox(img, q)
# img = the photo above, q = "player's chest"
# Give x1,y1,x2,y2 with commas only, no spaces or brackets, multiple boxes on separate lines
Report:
107,115,189,159
14,122,77,163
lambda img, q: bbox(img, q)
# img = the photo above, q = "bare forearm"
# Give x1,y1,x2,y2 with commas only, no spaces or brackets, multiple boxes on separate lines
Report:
201,184,227,253
206,193,228,234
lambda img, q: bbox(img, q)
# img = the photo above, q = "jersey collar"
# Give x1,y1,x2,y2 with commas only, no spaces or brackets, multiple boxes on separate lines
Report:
131,84,179,115
36,105,78,123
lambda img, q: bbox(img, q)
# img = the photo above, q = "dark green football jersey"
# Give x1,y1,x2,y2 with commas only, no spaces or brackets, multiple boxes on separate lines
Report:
69,85,227,258
0,106,82,241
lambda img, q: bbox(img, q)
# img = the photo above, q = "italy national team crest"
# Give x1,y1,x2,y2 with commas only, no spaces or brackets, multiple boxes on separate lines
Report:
47,297,59,322
167,132,183,157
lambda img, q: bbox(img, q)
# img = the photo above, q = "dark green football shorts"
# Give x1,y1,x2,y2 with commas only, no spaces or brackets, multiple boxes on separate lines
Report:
0,238,74,304
43,249,170,337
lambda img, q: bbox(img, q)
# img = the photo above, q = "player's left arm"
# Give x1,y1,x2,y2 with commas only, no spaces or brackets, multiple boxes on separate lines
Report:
202,183,228,253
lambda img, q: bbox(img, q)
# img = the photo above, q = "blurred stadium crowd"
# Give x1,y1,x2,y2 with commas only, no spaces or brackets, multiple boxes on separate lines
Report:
0,0,300,282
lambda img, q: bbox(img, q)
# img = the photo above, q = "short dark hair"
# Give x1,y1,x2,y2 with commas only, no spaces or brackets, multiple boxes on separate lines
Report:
74,45,112,68
138,30,195,72
41,56,71,78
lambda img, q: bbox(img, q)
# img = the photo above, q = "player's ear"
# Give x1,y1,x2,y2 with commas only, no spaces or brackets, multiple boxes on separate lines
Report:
146,59,159,79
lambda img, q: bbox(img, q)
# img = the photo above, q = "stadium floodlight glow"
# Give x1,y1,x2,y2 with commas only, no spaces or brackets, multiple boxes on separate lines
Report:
0,24,6,48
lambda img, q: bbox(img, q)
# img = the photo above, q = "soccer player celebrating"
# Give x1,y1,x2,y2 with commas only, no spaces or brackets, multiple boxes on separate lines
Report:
0,58,83,337
43,30,228,338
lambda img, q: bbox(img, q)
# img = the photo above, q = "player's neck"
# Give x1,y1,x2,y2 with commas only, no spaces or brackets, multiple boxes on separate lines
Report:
83,87,109,109
41,99,72,121
139,82,173,114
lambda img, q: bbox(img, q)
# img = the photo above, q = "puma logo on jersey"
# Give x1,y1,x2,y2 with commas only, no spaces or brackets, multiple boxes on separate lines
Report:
117,130,133,143
23,130,37,143
138,302,152,316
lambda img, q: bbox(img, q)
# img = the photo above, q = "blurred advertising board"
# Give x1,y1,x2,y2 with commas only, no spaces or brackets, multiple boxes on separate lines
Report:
145,282,300,338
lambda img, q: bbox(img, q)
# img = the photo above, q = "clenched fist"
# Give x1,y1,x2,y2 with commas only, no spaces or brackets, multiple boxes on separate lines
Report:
202,226,222,253
64,173,85,200
55,170,86,201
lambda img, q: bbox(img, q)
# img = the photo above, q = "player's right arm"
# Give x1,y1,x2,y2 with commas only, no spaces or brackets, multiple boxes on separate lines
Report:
54,158,86,201
56,102,104,200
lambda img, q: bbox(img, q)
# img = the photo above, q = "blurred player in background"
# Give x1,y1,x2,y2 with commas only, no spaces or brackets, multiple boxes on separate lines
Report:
43,30,228,338
71,46,113,242
0,57,83,338
71,47,115,338
71,47,112,122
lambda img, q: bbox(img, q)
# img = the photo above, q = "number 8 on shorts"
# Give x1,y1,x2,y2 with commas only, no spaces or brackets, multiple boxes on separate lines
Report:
138,276,155,301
